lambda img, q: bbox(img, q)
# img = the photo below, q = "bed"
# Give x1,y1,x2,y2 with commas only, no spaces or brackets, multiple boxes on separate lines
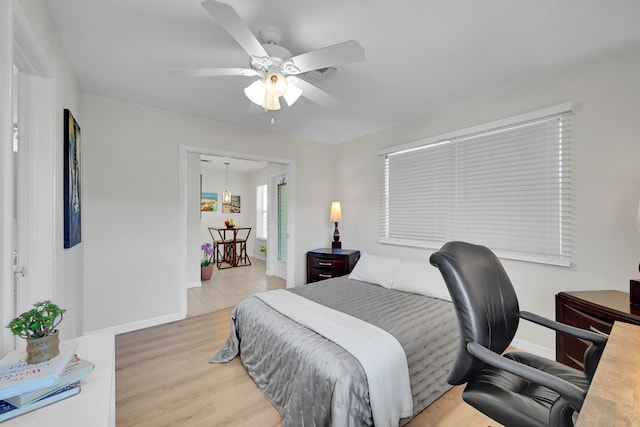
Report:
211,253,459,427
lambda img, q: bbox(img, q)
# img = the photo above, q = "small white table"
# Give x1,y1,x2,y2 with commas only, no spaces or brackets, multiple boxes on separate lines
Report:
4,330,115,427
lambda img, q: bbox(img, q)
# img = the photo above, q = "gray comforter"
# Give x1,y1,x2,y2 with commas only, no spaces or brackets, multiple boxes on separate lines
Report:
211,277,459,427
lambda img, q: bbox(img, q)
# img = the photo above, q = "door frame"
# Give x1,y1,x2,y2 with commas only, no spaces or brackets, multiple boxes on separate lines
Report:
178,144,296,318
1,1,56,353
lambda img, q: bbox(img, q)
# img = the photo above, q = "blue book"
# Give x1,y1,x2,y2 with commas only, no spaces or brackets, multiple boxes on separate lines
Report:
0,381,80,422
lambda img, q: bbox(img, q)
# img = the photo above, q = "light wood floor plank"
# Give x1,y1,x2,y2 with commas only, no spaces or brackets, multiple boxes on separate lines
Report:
116,307,501,426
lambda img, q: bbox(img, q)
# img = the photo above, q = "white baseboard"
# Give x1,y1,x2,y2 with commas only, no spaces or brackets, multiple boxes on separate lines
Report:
511,338,554,360
89,312,183,336
187,280,201,289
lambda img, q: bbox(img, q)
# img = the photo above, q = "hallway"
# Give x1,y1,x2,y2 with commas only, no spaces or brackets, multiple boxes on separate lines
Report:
187,259,286,317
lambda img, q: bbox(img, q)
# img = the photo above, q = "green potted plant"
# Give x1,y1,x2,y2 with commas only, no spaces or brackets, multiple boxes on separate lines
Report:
201,242,214,281
6,300,66,364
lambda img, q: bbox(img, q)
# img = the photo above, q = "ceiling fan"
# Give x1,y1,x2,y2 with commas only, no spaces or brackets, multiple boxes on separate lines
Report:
171,0,365,111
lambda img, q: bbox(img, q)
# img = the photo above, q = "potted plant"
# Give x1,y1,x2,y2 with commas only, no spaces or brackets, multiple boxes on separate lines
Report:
6,300,66,364
201,242,214,281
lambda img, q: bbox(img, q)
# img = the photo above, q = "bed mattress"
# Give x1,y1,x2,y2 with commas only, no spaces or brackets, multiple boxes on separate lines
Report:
212,276,459,426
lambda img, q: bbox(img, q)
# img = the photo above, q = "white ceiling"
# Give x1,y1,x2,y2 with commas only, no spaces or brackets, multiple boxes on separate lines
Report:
44,0,640,144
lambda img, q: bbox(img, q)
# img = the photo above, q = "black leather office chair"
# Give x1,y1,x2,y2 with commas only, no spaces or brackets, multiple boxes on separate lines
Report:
429,241,608,427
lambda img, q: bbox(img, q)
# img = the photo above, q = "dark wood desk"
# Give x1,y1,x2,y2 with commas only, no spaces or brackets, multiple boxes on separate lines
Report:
556,290,640,369
576,321,640,426
208,226,252,268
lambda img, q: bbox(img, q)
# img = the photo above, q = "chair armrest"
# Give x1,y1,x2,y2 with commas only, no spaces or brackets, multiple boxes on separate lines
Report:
466,341,587,410
520,311,608,348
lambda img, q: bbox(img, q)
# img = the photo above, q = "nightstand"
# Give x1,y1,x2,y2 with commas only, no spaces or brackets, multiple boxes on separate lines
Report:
306,248,360,284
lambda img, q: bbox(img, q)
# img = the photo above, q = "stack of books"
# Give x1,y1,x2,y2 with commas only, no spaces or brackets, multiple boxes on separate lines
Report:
0,340,94,422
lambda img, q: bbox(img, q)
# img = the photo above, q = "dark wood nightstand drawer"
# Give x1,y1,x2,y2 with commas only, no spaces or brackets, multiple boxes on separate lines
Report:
306,249,360,284
308,256,347,270
309,268,339,282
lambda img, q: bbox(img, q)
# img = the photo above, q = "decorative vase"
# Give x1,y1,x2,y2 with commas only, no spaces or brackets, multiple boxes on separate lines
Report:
201,264,214,281
25,330,60,364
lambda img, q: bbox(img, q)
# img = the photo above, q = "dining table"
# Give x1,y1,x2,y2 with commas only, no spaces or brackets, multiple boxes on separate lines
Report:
208,226,252,268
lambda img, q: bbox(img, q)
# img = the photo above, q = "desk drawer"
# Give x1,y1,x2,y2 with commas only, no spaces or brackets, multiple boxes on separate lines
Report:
561,304,614,335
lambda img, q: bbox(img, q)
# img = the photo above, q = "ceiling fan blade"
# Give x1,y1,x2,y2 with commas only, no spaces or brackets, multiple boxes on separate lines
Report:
287,40,365,75
170,67,260,77
293,78,340,108
201,0,268,58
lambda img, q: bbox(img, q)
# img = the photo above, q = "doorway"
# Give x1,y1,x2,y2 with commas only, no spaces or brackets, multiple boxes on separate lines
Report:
178,145,296,318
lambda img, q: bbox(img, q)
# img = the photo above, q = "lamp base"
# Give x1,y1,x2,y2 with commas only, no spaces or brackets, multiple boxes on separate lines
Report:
332,241,342,251
631,279,640,306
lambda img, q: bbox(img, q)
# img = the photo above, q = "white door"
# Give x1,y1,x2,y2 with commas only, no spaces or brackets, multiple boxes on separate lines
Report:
11,68,30,324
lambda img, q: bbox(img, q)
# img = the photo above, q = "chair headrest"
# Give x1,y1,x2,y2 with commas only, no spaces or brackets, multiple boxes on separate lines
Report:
430,241,520,385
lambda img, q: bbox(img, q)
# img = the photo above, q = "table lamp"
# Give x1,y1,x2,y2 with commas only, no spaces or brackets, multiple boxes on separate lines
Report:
330,201,342,251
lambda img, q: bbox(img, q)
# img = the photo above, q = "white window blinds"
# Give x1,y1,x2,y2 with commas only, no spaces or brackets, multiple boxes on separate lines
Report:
379,103,573,266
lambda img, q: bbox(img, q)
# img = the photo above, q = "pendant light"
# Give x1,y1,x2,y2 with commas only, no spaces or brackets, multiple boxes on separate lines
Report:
223,162,231,204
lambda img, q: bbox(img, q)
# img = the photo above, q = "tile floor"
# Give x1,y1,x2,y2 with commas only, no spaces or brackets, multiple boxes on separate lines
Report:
187,259,286,317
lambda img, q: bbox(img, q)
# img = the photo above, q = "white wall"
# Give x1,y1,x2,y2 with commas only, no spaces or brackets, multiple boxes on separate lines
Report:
337,43,640,353
82,93,336,332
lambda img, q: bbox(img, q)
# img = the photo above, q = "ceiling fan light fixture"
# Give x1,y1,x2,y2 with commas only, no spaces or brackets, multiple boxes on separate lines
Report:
265,71,288,97
244,79,266,106
283,79,303,106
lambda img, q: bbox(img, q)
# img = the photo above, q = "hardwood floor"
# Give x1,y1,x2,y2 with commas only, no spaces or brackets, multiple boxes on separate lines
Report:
116,305,501,426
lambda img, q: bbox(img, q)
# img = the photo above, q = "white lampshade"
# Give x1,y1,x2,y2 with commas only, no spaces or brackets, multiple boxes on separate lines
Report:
330,201,342,222
283,79,303,106
264,94,281,111
244,80,266,106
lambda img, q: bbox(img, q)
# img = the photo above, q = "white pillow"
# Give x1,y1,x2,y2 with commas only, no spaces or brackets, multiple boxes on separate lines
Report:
391,259,451,301
348,252,400,289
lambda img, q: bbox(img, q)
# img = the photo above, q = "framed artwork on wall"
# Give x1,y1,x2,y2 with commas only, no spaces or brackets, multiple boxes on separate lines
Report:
223,195,241,213
201,192,217,212
63,109,81,248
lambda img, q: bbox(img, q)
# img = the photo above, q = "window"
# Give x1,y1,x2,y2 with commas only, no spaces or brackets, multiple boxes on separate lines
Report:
379,103,573,266
256,184,268,239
